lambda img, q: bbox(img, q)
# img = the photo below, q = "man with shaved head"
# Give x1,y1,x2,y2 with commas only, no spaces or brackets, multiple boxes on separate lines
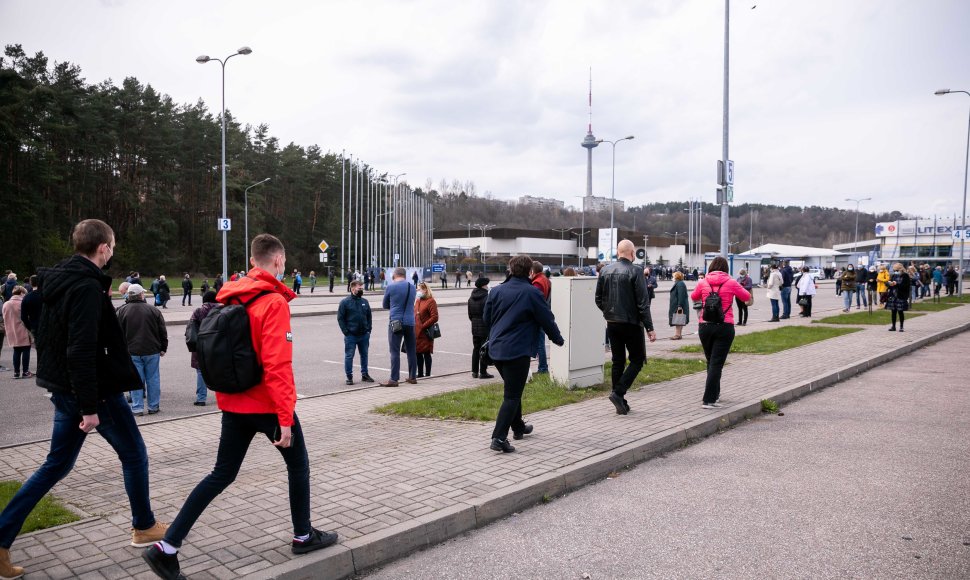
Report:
595,239,656,415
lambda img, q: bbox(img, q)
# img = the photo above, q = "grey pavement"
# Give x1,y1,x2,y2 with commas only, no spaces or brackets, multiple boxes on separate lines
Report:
365,329,970,580
0,283,966,579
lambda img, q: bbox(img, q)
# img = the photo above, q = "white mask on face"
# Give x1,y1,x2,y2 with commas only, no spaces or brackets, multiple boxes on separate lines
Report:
417,291,426,299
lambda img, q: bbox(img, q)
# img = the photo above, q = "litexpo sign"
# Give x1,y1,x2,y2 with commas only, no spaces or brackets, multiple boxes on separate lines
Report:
875,221,965,237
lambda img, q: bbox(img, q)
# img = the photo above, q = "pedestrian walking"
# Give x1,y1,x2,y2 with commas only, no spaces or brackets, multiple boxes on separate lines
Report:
595,240,657,415
2,286,31,378
414,282,439,377
530,261,552,375
933,265,944,298
454,270,461,288
329,268,335,293
668,271,690,339
735,269,753,326
156,275,171,308
690,256,751,409
180,273,193,306
466,270,473,287
187,291,219,405
117,284,168,415
887,262,911,332
20,275,42,336
308,270,317,293
142,233,337,580
484,254,564,453
380,268,417,387
766,263,783,321
292,270,302,294
468,277,494,378
337,280,373,385
440,269,447,289
412,271,419,287
840,265,857,312
0,219,167,580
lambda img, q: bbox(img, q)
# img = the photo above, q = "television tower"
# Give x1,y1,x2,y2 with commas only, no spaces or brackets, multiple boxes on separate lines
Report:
581,69,598,202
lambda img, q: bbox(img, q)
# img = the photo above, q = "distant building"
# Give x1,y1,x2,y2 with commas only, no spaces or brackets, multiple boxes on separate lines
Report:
583,195,624,214
518,195,565,210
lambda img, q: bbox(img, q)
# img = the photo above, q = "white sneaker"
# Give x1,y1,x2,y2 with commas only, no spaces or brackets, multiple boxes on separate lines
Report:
701,403,721,409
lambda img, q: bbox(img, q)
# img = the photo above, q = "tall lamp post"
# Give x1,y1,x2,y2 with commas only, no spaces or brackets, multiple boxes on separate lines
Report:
665,231,686,266
243,177,271,270
845,197,871,256
474,224,497,266
196,46,252,281
597,135,635,261
935,88,970,297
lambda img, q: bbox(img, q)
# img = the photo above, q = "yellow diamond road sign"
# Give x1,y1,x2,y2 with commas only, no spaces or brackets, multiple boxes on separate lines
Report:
318,240,329,253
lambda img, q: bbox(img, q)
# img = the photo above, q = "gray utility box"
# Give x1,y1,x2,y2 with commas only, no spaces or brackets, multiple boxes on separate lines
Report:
549,276,605,388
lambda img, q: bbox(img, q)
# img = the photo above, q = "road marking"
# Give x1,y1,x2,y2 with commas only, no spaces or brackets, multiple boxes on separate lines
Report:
322,360,391,372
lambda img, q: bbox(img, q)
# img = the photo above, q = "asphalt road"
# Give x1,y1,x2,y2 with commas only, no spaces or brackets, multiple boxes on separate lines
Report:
363,331,970,580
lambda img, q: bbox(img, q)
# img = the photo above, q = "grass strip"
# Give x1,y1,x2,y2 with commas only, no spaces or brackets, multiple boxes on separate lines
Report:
0,481,80,535
910,302,961,312
815,310,925,325
374,358,707,421
675,325,862,354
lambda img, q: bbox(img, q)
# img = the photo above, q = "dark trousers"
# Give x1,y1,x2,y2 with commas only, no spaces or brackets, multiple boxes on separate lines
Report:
165,412,310,547
735,297,748,325
800,294,813,316
891,310,906,328
491,356,530,441
12,346,30,374
471,335,489,374
606,322,646,397
0,393,155,548
181,291,192,306
416,352,432,376
780,286,792,317
388,324,417,382
698,322,735,404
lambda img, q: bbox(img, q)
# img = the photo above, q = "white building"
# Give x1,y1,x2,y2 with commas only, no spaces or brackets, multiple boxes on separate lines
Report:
518,195,565,210
871,218,967,265
583,195,624,214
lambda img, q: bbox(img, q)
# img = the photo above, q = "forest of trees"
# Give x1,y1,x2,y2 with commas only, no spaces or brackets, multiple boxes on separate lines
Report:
1,45,905,278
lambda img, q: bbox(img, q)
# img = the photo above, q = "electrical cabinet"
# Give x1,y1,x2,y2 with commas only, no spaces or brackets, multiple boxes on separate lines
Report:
549,276,605,388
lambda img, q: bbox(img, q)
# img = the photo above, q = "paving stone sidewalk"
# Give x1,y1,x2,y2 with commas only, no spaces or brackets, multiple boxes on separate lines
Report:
1,303,967,579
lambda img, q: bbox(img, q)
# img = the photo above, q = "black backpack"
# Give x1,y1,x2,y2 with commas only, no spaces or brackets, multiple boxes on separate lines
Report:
196,290,272,393
703,282,726,323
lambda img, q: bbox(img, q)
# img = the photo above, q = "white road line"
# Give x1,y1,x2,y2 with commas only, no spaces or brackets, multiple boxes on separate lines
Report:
322,360,391,372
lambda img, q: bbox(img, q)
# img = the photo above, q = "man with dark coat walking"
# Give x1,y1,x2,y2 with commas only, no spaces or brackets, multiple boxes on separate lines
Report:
467,277,494,379
181,274,193,306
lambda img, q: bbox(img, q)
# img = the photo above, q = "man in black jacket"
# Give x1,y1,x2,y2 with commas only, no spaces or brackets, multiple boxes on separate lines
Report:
0,219,166,580
117,284,169,415
595,239,657,415
467,277,494,379
336,280,373,385
181,273,193,306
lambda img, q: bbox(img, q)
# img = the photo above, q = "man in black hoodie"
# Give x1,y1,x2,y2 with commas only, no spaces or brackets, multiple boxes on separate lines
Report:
0,219,167,580
467,277,494,379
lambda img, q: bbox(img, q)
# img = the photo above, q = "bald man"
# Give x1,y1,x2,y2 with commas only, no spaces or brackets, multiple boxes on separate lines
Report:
594,239,656,415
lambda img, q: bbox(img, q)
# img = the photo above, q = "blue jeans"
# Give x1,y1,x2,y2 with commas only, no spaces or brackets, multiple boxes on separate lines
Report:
0,392,155,548
842,289,855,310
535,332,548,373
770,298,780,319
344,333,370,378
130,354,161,412
164,412,310,547
388,324,416,382
856,286,868,306
780,287,792,317
195,369,208,403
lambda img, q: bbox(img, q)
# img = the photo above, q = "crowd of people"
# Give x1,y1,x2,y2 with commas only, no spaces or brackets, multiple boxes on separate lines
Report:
1,225,967,578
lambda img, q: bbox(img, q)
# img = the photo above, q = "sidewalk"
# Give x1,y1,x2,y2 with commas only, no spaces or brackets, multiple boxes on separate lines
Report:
2,303,967,579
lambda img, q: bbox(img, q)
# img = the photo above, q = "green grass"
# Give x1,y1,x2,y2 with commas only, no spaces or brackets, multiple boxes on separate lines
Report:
937,294,970,304
674,325,862,355
910,301,962,312
0,481,80,535
815,310,926,325
374,358,708,421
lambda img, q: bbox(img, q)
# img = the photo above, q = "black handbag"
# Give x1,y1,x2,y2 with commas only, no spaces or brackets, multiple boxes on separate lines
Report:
479,339,491,366
390,319,404,334
424,322,441,340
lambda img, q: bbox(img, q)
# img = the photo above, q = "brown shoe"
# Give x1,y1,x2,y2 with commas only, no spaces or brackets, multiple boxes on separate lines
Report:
0,547,24,579
380,380,400,387
405,378,418,385
131,521,169,547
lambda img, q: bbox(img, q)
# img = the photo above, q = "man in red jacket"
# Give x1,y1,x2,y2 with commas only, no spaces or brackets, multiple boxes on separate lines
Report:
529,261,551,374
143,234,337,580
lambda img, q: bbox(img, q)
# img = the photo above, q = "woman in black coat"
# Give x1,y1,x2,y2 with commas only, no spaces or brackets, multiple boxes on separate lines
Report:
157,275,171,309
886,262,911,332
467,277,493,379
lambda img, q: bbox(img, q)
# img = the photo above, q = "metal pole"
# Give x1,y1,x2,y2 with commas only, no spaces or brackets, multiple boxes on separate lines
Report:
341,152,346,283
220,60,228,280
720,0,730,258
610,142,616,261
243,178,269,271
961,100,969,296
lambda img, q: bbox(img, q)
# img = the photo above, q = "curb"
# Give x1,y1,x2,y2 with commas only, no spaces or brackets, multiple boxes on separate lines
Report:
250,317,970,579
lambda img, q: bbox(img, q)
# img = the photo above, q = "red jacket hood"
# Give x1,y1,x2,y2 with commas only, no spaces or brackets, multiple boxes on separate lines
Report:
217,268,297,305
703,270,732,287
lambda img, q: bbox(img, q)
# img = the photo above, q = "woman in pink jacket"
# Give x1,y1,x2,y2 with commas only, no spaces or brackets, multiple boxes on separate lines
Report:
2,286,32,378
690,256,751,409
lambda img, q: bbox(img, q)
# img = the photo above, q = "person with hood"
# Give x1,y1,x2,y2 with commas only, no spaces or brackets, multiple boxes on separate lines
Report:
690,256,752,409
143,233,337,580
0,220,167,580
188,290,219,405
467,277,494,378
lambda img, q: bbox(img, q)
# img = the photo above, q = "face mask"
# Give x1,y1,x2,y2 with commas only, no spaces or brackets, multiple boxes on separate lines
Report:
417,291,426,299
355,289,363,297
101,245,114,271
847,267,853,271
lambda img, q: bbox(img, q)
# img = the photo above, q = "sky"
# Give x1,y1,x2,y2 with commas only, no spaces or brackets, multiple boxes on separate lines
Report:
3,0,970,218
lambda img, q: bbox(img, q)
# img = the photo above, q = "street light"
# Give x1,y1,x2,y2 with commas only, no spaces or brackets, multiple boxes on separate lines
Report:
244,177,270,270
597,135,635,261
935,88,969,297
845,197,872,255
664,231,686,246
551,227,572,269
196,46,252,281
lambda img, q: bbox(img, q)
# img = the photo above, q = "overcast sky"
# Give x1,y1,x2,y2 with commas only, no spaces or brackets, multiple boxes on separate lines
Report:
3,0,970,218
